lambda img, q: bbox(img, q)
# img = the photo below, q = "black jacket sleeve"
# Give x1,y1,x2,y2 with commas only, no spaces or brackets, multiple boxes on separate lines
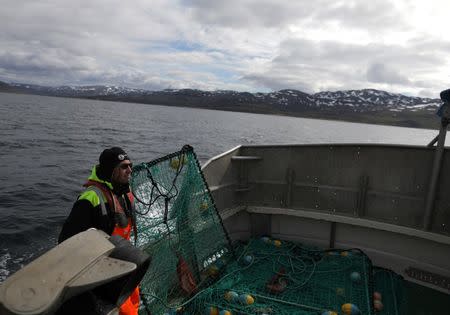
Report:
58,199,97,243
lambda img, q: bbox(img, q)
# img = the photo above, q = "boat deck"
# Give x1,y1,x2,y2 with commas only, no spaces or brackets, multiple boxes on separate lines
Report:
202,144,450,312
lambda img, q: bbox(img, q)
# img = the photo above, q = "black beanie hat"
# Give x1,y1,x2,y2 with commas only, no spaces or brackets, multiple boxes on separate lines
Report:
97,147,130,181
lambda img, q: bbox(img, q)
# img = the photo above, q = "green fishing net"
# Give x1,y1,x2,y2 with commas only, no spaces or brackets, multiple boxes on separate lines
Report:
372,267,406,315
131,146,406,315
130,145,234,315
174,241,375,315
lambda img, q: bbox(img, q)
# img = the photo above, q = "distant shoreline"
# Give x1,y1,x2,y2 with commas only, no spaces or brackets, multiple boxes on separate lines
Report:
0,89,441,131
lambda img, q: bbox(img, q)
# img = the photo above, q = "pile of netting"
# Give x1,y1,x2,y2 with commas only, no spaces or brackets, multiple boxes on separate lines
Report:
130,146,406,315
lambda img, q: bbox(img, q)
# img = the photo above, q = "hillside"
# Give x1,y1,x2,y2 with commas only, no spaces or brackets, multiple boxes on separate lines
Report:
0,81,443,129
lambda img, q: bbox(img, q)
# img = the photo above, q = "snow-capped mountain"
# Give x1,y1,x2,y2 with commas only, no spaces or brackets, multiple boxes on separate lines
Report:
1,81,442,121
7,83,147,97
313,89,439,112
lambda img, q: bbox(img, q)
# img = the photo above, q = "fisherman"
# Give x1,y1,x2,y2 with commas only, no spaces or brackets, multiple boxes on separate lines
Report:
58,147,140,315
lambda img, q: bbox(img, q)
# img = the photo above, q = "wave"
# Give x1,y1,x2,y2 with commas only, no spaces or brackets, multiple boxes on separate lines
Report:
0,251,11,283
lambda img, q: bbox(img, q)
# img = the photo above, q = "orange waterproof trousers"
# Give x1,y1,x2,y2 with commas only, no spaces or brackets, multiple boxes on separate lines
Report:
119,286,140,315
113,219,140,315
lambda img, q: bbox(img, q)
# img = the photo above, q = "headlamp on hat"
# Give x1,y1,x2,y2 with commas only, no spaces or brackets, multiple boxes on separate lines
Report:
97,147,130,181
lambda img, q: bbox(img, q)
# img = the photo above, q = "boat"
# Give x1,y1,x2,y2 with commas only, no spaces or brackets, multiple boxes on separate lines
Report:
1,90,450,315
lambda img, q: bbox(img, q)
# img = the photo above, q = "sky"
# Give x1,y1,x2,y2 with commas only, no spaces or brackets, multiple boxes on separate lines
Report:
0,0,449,97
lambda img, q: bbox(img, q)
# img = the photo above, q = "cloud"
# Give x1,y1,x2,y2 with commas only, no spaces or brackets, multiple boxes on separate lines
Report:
186,0,406,33
185,0,318,29
366,63,410,85
0,0,449,97
240,37,448,95
313,1,406,30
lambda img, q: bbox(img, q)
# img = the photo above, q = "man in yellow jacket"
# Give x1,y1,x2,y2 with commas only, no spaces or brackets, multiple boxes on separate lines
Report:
59,147,140,315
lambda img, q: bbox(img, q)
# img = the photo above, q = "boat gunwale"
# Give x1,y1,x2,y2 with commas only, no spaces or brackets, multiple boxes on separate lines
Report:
201,145,242,169
236,142,450,150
